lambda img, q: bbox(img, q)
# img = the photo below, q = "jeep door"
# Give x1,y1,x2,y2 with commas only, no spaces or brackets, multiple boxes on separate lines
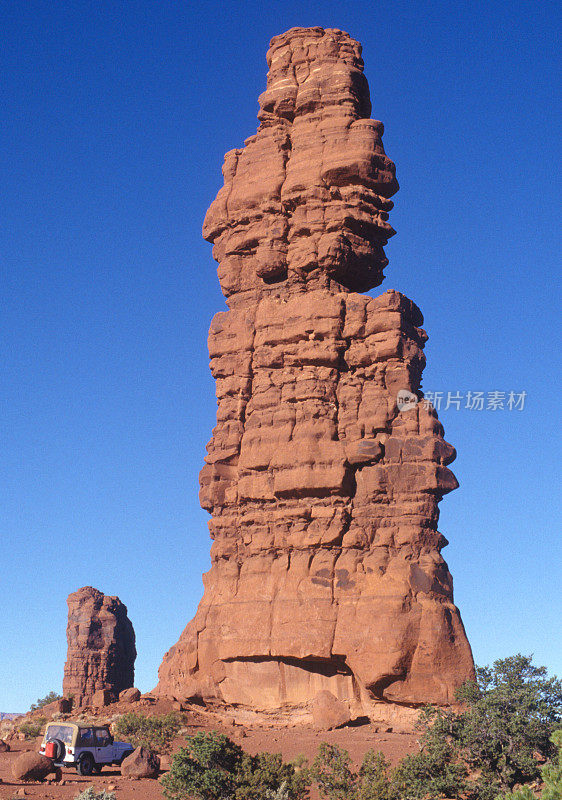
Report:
93,727,113,763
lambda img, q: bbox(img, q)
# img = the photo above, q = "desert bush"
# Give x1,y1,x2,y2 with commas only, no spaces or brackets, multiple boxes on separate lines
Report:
309,657,561,800
234,750,310,800
311,743,357,800
500,729,562,799
541,729,562,800
19,716,47,739
498,787,536,800
265,781,291,800
389,724,467,800
74,789,116,800
357,750,394,800
456,654,562,795
161,731,243,800
161,731,310,800
114,711,185,753
30,691,62,711
397,655,562,800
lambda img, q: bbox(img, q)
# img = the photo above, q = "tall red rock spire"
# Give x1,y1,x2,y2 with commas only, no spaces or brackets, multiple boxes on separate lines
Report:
63,586,136,707
156,27,473,725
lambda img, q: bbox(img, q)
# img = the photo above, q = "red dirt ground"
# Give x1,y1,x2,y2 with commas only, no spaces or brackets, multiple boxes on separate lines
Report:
0,704,420,800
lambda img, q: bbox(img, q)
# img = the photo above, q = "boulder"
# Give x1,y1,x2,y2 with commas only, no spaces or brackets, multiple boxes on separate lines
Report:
121,746,160,779
0,739,10,751
159,754,172,771
11,751,56,781
119,687,141,703
312,691,352,730
56,698,72,713
92,689,115,708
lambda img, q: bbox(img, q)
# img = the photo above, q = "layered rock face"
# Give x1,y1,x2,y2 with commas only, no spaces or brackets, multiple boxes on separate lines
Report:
157,27,473,722
63,586,136,706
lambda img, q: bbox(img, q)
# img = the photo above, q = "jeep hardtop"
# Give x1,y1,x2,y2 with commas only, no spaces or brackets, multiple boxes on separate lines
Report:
40,722,134,775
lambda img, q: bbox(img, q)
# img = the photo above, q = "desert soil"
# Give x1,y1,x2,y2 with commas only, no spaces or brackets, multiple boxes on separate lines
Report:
0,711,419,800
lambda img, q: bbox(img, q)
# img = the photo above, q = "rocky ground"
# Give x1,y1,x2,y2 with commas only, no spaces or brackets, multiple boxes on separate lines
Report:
0,698,420,800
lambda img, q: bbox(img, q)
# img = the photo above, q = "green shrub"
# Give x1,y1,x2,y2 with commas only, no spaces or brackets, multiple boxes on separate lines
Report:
161,731,310,800
19,716,47,739
500,729,562,800
30,691,62,711
308,657,561,800
542,729,562,800
311,742,357,800
310,741,460,800
399,655,562,800
74,789,116,800
265,782,291,800
114,711,185,753
499,788,537,800
389,726,467,800
234,750,310,800
161,731,243,800
456,654,562,795
357,750,394,800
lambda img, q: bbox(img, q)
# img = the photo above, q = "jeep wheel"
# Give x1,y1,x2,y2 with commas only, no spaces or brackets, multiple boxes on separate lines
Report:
77,753,95,776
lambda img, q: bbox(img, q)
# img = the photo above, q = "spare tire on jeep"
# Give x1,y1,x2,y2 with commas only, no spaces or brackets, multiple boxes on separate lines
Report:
45,738,65,761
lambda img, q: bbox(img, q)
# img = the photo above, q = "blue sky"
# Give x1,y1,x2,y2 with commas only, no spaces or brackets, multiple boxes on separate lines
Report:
1,0,560,711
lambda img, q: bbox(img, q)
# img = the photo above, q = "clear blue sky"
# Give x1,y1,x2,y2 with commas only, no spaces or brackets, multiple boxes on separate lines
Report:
1,0,560,711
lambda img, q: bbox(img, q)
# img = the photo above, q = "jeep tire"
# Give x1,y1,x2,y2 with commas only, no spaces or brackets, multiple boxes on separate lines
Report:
77,752,95,776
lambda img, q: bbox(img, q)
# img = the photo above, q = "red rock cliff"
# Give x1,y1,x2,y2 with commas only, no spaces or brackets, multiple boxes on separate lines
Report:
156,27,474,723
63,586,136,706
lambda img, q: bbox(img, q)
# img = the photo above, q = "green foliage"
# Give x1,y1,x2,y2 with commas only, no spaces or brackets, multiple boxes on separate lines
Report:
357,750,393,800
30,691,62,711
311,742,357,800
453,654,562,795
404,655,562,800
234,750,310,800
74,789,116,800
161,731,310,800
311,739,464,800
306,657,561,800
390,723,467,800
498,788,536,800
265,782,291,800
114,711,185,753
501,729,562,800
19,716,47,739
541,729,562,800
161,731,243,800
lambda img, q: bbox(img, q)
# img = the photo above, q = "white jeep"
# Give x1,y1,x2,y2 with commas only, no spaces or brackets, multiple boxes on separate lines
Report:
40,722,134,775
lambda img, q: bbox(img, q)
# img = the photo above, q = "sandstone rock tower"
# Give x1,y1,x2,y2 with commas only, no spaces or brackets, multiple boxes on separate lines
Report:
63,586,136,706
157,26,473,723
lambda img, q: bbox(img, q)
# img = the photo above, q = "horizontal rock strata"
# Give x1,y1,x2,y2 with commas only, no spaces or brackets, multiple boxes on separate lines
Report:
156,26,473,724
63,586,136,707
